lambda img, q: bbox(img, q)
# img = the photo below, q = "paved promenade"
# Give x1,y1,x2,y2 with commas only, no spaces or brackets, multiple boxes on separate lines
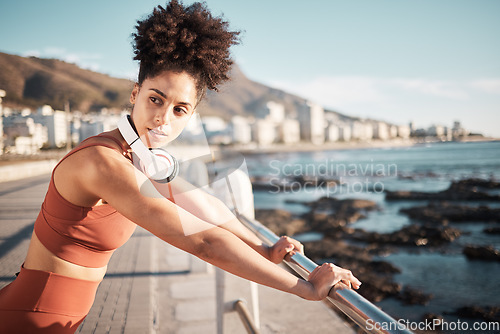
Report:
0,173,355,334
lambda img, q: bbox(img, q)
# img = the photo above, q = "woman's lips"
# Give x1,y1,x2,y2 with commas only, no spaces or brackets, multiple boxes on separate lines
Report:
149,128,168,137
147,128,168,144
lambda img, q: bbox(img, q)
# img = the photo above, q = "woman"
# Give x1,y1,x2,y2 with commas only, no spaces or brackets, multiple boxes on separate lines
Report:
0,1,361,333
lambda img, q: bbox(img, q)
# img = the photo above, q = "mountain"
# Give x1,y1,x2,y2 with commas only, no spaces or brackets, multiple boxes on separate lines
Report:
0,51,349,121
0,52,134,111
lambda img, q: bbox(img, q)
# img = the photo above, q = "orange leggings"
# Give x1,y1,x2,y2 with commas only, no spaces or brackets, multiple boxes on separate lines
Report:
0,266,101,334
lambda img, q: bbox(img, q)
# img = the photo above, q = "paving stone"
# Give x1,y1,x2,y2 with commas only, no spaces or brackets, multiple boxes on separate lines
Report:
175,299,216,322
170,277,215,299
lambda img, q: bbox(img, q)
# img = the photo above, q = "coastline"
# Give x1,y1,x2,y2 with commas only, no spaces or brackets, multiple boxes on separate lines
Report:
0,135,497,168
246,143,500,327
220,135,500,156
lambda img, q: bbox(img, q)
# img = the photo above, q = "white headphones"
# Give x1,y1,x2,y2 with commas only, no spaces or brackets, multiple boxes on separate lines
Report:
118,114,178,183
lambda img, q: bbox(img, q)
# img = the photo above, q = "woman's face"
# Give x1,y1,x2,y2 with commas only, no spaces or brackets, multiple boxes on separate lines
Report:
129,70,198,148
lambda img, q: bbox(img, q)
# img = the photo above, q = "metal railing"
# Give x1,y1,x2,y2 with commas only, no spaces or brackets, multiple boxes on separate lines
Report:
232,299,260,334
183,158,413,334
237,214,413,334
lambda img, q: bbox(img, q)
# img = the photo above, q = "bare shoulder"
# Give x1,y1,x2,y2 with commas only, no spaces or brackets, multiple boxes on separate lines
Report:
54,136,133,207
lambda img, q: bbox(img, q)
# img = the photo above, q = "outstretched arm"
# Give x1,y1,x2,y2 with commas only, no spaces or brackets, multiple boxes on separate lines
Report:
81,147,360,300
149,175,304,263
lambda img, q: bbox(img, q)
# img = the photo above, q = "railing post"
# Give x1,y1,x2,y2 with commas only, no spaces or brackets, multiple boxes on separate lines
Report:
215,267,226,334
233,299,261,334
211,166,261,333
249,282,260,329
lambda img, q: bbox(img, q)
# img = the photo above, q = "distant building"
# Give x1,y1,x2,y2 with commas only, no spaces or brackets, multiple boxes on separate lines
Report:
428,124,445,137
389,125,398,138
280,119,300,144
339,124,352,141
253,119,276,146
79,119,104,141
298,101,325,145
3,117,47,154
31,105,68,148
444,126,453,141
231,116,252,144
409,121,416,135
255,101,297,144
202,116,227,133
0,89,5,155
102,113,121,132
365,123,374,140
373,122,389,140
325,123,340,142
452,121,469,138
69,112,124,143
351,121,373,141
201,116,230,145
9,137,36,155
397,125,411,139
259,101,285,124
350,121,363,140
70,117,81,145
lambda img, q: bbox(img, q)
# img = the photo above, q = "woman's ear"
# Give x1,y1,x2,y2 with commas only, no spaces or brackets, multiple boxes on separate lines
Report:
130,83,140,105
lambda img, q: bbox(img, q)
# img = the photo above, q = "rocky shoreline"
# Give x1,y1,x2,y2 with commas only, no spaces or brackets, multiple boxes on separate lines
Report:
253,176,500,327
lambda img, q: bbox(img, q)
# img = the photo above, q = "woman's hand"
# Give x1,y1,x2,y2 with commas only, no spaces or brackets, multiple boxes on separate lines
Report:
306,263,362,301
268,236,304,264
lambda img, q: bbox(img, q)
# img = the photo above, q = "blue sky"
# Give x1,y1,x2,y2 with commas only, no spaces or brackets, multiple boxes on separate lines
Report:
1,0,499,137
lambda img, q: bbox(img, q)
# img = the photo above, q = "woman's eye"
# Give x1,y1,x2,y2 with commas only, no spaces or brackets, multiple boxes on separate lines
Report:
175,107,187,114
150,96,162,104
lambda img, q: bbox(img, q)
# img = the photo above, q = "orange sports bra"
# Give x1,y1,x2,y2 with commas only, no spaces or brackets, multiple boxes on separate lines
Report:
34,134,137,268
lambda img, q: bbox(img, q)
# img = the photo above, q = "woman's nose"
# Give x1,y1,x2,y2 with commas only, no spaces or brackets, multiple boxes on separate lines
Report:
157,108,171,126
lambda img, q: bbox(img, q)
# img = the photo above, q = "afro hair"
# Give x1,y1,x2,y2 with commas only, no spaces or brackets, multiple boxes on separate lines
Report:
132,0,240,97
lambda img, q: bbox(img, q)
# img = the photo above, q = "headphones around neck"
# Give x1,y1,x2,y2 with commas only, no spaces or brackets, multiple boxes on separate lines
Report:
118,114,179,183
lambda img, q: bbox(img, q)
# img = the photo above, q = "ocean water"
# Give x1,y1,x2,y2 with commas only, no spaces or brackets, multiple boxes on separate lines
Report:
243,141,500,326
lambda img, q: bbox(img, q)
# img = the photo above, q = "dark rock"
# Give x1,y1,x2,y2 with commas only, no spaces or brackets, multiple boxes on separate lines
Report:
289,196,378,211
398,171,440,181
400,202,500,224
251,176,295,192
463,245,500,261
453,178,500,190
358,279,402,303
484,226,500,234
350,224,461,247
397,286,433,305
303,238,401,303
386,178,500,201
288,197,378,232
367,260,401,274
303,238,373,263
453,305,500,321
254,209,307,236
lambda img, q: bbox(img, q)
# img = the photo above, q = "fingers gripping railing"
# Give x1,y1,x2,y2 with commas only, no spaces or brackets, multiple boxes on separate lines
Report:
237,214,413,334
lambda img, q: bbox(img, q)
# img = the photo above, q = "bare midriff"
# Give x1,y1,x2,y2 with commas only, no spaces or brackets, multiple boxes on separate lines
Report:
23,233,107,282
